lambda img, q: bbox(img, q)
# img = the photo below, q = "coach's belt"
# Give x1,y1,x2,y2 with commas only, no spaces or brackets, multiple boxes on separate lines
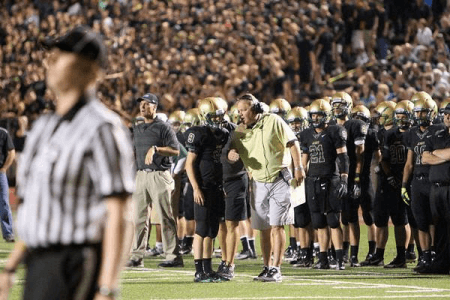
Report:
140,168,161,172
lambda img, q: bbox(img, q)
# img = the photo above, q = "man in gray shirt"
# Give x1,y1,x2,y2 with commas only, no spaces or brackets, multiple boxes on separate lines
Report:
127,93,183,268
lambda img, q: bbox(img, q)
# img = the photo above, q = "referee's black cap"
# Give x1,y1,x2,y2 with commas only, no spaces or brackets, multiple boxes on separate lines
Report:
137,93,159,105
42,26,107,68
444,103,450,114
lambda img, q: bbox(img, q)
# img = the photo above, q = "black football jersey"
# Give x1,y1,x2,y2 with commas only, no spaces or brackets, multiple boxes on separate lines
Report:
361,127,379,179
404,125,434,176
221,121,246,180
185,125,229,187
382,126,407,178
344,119,368,178
424,124,450,183
176,131,186,147
300,125,347,177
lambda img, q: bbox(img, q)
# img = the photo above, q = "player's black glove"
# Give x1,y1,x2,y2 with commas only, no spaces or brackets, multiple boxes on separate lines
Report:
337,175,348,200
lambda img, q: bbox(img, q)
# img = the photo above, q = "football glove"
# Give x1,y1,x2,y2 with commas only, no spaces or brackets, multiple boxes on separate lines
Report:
337,175,348,200
351,181,361,199
401,187,411,206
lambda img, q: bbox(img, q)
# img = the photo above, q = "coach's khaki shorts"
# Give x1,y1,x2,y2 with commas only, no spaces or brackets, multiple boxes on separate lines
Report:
250,176,294,230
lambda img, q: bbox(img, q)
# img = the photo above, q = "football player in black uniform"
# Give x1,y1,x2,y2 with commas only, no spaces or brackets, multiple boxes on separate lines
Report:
402,93,438,271
351,105,380,264
362,101,396,266
185,98,229,282
179,108,202,255
331,92,367,267
434,98,450,124
300,99,349,270
378,100,414,268
286,107,315,267
420,103,450,274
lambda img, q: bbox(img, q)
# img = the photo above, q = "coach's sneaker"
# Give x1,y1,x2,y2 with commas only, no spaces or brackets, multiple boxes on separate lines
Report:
125,258,144,268
405,250,417,263
261,267,282,282
350,256,361,267
384,257,407,268
146,246,163,257
253,266,269,281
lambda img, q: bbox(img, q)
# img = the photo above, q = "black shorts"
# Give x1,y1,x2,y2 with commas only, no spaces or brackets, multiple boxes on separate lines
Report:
342,177,374,224
224,175,249,221
374,178,408,227
184,183,195,220
305,176,341,214
24,244,101,300
294,203,311,228
411,177,432,232
194,186,225,225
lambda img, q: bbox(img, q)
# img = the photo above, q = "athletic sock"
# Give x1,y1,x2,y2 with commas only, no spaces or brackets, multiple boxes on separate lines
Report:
156,242,163,251
319,251,327,264
343,241,350,255
350,245,359,258
407,244,415,253
375,248,385,259
417,244,423,258
203,258,213,274
289,237,297,251
195,259,203,274
368,241,376,255
186,236,194,247
248,238,256,254
240,236,249,252
396,246,406,261
335,249,343,262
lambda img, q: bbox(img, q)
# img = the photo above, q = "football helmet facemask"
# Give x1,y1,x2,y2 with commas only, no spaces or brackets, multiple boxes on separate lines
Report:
394,100,414,130
308,99,332,128
331,92,353,119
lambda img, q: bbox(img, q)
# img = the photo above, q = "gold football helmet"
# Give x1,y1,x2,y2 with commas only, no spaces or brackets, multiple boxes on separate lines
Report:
168,110,185,132
374,101,395,127
269,98,291,119
308,99,332,128
331,91,353,119
351,105,371,123
411,91,433,105
228,104,241,124
413,96,437,126
286,106,309,133
394,100,414,129
181,108,202,132
198,97,226,127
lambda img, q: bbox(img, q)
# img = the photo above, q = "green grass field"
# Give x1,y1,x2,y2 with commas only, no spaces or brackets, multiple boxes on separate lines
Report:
1,226,450,300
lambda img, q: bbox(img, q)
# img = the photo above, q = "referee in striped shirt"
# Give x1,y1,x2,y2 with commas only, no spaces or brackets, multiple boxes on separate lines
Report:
0,27,135,300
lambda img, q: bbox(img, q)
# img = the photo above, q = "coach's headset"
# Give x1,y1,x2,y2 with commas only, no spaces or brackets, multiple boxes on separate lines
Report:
240,93,265,114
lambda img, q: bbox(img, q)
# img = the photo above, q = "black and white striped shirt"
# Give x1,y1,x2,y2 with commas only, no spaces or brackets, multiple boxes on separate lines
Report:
16,99,135,249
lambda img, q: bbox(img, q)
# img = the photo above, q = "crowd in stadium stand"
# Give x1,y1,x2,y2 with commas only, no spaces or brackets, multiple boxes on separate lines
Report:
1,0,450,132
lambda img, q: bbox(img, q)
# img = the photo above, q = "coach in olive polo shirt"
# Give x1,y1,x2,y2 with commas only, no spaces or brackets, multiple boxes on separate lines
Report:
127,93,183,268
228,94,304,283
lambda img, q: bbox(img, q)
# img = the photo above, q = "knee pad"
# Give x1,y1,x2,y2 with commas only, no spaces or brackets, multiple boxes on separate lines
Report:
326,212,340,229
340,210,349,226
348,207,359,224
362,210,374,226
207,222,220,239
311,212,327,229
294,205,311,228
195,220,208,238
374,214,389,228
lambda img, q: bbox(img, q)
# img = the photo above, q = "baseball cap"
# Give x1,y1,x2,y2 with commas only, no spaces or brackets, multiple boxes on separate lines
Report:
444,103,450,114
137,93,159,105
43,26,107,68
